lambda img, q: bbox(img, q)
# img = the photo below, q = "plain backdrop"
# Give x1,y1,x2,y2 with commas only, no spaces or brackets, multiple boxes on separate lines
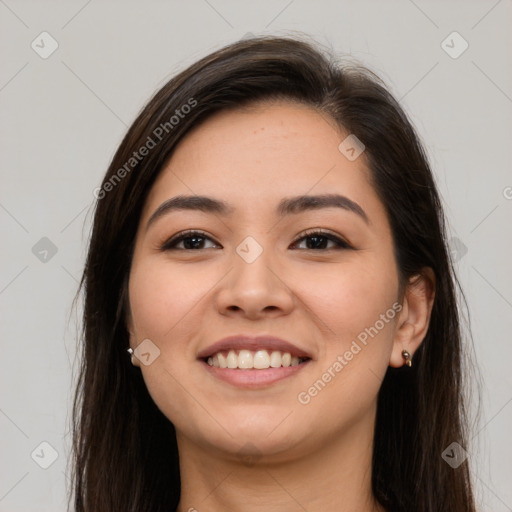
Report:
1,1,511,510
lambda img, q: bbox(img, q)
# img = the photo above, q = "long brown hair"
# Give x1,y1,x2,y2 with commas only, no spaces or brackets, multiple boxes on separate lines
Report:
70,35,477,511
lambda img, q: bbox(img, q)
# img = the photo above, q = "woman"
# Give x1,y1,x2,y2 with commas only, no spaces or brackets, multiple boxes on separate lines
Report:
71,35,477,511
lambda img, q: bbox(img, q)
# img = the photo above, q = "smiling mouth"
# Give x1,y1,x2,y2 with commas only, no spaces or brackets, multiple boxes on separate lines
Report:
204,349,310,369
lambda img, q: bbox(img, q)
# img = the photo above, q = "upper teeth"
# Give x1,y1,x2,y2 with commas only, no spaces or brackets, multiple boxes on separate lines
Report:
207,350,303,369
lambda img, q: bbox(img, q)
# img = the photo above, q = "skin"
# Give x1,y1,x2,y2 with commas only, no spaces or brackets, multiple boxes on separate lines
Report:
126,101,435,511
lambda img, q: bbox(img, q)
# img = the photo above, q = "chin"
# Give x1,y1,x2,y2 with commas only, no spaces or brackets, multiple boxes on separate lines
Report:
190,410,311,462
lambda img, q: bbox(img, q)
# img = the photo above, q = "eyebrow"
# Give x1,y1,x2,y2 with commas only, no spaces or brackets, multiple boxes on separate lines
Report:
146,193,369,231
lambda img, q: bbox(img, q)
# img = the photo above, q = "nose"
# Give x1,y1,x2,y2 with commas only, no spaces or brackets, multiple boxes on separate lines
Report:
215,246,295,320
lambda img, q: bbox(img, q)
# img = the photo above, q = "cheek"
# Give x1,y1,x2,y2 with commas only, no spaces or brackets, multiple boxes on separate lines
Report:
297,256,398,339
128,260,213,432
295,271,398,427
295,251,399,411
128,258,211,340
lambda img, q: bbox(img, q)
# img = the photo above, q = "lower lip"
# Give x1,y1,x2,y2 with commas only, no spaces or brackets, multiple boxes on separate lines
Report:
200,360,311,388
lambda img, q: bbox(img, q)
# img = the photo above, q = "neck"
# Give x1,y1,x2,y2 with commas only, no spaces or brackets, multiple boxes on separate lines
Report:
176,406,385,512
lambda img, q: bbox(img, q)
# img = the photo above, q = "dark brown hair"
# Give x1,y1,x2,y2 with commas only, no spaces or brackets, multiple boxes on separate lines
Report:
70,35,477,511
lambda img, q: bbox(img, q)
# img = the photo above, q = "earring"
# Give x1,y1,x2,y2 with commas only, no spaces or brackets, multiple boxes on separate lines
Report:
127,347,136,366
401,349,412,367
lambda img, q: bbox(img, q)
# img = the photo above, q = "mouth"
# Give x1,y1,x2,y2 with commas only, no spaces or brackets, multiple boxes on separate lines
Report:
197,335,313,388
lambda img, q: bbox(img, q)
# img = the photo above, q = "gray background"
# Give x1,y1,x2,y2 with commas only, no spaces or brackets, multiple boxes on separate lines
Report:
1,0,511,510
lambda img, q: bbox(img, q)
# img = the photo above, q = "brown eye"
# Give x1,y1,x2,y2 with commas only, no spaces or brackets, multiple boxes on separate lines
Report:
291,230,352,250
161,231,220,251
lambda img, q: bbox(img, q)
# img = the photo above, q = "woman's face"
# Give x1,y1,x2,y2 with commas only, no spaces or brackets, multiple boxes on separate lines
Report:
127,101,401,461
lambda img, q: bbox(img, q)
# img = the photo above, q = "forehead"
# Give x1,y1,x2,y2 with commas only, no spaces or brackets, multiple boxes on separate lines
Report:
172,100,346,172
141,101,381,222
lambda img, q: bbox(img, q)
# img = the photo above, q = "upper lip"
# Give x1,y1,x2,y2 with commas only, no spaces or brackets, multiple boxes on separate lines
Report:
197,335,312,360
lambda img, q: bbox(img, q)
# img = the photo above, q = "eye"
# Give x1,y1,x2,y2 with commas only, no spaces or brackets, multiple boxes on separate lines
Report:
161,230,220,251
290,229,352,250
161,229,352,252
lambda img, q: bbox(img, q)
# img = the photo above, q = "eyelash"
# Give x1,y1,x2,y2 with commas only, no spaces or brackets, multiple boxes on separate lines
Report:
160,229,352,251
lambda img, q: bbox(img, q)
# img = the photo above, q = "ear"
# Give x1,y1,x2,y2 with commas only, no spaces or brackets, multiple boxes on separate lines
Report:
389,269,435,368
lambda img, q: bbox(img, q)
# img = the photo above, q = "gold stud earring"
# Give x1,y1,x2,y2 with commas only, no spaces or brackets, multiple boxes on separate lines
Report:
401,349,412,367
